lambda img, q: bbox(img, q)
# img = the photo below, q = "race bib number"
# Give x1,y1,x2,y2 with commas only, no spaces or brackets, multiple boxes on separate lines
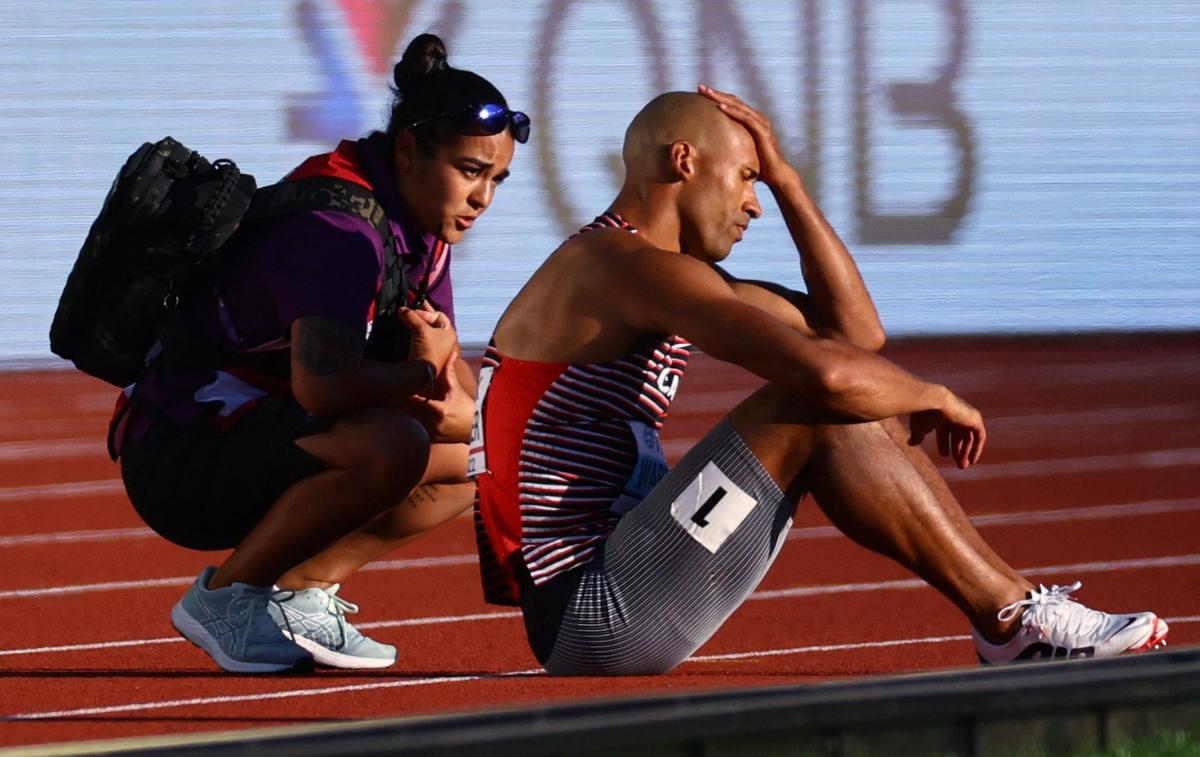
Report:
466,366,495,479
669,461,757,554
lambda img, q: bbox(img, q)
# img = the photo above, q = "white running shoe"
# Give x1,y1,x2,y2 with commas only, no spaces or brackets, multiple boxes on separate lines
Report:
973,581,1168,664
268,584,397,669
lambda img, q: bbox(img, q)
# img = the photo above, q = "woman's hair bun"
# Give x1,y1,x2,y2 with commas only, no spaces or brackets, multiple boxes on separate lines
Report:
393,33,449,92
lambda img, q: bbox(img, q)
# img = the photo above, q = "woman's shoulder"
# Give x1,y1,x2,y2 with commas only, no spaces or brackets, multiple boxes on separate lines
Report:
252,208,385,263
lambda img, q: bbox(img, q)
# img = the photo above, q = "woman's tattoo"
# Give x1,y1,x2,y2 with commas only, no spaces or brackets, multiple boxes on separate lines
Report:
294,316,362,376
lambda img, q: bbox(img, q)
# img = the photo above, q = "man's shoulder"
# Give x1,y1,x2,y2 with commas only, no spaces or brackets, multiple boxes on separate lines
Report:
561,230,706,278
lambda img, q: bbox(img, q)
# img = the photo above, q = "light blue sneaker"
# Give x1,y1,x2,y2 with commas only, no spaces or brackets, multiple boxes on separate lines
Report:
171,566,313,673
268,584,397,669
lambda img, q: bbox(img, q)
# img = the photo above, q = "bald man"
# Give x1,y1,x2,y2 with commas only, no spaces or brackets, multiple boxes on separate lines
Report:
470,88,1167,675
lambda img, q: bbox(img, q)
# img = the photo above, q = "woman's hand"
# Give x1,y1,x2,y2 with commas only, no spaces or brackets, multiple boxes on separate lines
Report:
401,305,458,372
406,350,474,443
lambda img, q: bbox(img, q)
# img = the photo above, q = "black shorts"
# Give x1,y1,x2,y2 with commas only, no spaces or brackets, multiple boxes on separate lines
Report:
120,395,331,551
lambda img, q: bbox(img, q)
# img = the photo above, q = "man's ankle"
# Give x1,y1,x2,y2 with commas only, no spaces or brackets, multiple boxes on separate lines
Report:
975,584,1033,644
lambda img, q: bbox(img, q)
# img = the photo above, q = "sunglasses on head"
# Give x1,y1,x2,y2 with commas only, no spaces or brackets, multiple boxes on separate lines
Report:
407,103,531,144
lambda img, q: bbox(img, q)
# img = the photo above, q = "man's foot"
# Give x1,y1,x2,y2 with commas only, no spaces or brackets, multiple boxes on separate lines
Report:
268,584,397,669
974,581,1168,664
171,566,313,673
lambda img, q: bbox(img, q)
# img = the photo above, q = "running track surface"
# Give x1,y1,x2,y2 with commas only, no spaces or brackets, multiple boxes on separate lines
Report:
2,334,1198,750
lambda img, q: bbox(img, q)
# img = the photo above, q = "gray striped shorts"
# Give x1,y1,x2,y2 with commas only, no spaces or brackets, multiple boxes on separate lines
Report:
540,418,796,676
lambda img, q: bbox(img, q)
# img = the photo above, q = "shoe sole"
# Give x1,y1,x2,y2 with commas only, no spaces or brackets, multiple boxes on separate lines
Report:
171,601,312,674
287,632,397,670
1126,617,1170,654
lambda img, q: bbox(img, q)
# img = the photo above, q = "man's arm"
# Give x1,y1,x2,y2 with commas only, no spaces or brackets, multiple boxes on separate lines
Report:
611,246,984,467
700,85,885,351
714,267,818,337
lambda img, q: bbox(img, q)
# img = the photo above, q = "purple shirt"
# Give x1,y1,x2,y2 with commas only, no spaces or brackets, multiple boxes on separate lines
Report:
117,133,455,442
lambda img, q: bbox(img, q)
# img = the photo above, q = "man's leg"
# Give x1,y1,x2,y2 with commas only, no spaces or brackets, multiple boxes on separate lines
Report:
537,382,1163,675
726,382,1165,660
726,383,1030,642
539,414,799,675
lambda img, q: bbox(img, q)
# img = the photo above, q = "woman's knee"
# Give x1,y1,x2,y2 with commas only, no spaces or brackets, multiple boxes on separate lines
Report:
303,408,432,500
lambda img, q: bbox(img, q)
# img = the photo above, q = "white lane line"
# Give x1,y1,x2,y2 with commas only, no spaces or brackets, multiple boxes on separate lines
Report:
930,355,1200,393
940,447,1200,481
687,612,1200,664
0,479,124,502
2,554,1195,658
360,555,478,572
0,531,482,551
357,610,523,630
7,615,1199,721
5,402,1195,462
2,447,1197,507
5,498,1197,595
965,499,1200,527
986,403,1200,433
786,497,1200,542
750,553,1200,601
0,637,185,657
0,555,479,599
0,576,196,599
0,527,156,547
3,669,544,721
688,634,971,662
0,611,524,658
0,438,107,462
6,496,1195,551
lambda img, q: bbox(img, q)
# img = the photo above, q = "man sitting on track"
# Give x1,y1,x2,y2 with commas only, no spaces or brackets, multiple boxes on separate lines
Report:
468,87,1168,675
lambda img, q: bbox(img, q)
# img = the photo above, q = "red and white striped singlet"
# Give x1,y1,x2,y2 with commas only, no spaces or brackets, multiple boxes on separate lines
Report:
471,213,692,605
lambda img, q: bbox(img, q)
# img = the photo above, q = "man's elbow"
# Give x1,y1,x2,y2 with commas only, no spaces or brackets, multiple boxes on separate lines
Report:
806,349,878,421
858,324,886,353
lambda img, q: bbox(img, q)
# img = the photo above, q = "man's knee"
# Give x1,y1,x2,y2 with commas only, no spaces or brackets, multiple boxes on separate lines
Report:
811,416,892,450
731,381,859,428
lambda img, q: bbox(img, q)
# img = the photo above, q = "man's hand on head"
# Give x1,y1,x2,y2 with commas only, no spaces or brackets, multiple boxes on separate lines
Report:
697,84,797,190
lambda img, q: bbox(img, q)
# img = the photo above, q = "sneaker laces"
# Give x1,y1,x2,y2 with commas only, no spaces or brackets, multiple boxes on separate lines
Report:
272,584,360,647
317,584,360,619
228,585,281,641
996,581,1109,642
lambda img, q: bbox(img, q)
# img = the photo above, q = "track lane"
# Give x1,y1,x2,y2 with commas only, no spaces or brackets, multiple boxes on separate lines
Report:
1,335,1197,748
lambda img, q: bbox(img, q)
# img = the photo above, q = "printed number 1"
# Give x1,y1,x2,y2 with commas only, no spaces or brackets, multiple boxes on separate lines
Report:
691,487,727,527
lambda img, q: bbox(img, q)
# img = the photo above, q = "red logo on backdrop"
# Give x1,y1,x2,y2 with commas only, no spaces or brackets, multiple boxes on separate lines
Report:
286,0,462,144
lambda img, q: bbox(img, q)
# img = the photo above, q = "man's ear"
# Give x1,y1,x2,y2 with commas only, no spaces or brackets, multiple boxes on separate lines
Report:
668,140,696,180
393,131,418,174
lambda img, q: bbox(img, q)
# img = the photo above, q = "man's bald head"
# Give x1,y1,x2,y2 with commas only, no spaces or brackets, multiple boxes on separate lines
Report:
621,91,747,182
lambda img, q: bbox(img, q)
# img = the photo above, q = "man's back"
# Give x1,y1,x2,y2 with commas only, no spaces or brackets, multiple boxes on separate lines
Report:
492,222,686,365
473,213,691,606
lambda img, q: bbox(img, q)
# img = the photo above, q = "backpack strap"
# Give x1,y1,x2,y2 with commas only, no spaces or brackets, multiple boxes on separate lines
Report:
245,176,407,325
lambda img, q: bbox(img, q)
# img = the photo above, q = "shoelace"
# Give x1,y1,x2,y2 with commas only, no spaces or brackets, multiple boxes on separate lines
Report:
271,584,359,616
227,586,277,642
272,584,360,647
317,584,360,619
995,581,1108,642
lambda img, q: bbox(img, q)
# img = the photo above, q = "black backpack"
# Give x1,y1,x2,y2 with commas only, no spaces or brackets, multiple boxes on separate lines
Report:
49,137,414,387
